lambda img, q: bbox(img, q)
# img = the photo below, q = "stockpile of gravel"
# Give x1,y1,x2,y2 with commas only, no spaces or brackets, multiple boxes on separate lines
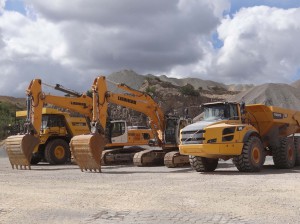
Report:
229,83,300,110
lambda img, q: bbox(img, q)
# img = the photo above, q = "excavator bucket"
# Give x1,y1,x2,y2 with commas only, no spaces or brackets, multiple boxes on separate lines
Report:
70,133,105,172
5,134,40,170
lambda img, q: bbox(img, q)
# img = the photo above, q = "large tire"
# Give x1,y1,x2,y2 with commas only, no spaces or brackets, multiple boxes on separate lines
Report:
44,139,70,165
233,136,265,172
30,152,42,165
189,156,218,172
294,137,300,166
273,137,295,169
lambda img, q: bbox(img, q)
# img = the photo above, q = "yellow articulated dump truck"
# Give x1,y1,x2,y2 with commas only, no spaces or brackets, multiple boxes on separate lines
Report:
179,101,300,172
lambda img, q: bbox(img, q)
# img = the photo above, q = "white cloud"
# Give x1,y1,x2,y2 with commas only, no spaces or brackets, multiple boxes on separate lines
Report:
1,1,300,97
0,10,91,96
210,6,300,84
25,0,224,74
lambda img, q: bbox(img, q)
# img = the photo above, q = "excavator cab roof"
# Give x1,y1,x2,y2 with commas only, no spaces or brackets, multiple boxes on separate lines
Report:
202,101,239,106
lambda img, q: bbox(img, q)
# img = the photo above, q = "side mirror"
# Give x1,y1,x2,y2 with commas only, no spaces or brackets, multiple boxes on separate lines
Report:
240,101,245,115
240,101,246,123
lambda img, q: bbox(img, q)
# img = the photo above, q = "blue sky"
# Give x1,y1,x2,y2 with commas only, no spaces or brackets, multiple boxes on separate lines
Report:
4,0,26,14
229,0,300,14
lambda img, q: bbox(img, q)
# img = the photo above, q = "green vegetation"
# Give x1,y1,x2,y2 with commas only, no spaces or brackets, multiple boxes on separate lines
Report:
179,84,199,96
145,86,156,95
86,90,93,98
0,102,22,140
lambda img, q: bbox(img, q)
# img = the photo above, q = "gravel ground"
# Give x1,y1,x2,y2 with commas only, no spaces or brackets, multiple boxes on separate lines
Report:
0,146,299,224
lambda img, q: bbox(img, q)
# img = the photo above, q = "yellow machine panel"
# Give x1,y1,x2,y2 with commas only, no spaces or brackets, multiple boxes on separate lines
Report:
179,102,300,172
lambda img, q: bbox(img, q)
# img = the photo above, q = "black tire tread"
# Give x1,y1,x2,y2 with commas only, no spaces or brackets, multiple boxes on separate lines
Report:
30,153,42,165
233,136,264,172
273,137,295,169
45,139,70,165
294,136,300,166
189,156,218,172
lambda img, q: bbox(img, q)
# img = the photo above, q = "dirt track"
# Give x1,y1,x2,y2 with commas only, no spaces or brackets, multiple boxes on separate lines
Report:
0,146,299,224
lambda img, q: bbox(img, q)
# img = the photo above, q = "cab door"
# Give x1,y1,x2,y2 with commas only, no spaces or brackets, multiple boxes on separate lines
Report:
110,121,128,143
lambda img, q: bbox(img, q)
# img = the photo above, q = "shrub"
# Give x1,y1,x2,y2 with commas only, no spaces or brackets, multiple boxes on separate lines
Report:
179,84,199,96
145,86,156,95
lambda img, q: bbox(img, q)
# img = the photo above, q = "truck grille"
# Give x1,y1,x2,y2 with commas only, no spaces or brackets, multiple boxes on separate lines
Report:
181,130,205,145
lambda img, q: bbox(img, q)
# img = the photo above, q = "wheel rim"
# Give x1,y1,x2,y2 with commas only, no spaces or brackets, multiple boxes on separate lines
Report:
54,146,65,160
288,146,294,161
252,146,260,164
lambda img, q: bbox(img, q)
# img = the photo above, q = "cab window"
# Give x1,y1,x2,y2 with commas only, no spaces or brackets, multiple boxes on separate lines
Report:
111,122,125,137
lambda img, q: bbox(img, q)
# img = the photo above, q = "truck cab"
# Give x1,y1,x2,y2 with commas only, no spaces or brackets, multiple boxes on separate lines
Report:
201,102,241,122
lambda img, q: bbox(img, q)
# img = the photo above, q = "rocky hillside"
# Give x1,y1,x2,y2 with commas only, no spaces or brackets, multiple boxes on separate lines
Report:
107,71,238,121
2,69,300,128
107,70,252,92
291,79,300,89
0,96,26,108
229,83,300,110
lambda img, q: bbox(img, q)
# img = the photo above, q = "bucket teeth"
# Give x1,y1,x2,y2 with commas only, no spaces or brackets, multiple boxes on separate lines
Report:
70,133,105,172
5,134,39,170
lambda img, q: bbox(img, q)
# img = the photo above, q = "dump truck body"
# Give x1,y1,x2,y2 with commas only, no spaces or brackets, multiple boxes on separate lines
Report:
179,102,300,172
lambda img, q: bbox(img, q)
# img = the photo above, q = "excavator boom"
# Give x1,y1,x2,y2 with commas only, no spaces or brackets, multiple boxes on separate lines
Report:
70,76,190,172
70,77,109,172
6,79,93,169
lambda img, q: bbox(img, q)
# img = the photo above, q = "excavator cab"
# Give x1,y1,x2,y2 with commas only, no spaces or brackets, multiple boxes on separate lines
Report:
164,117,178,145
165,117,191,146
109,120,127,143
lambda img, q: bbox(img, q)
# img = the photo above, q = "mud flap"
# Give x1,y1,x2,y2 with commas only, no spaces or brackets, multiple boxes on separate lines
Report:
70,133,105,172
5,134,40,170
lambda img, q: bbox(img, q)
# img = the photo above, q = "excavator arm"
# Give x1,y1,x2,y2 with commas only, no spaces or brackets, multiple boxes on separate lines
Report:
93,76,165,142
70,76,169,172
6,79,93,170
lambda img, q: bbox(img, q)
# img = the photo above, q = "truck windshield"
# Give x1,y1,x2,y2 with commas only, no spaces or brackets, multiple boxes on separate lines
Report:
203,105,228,121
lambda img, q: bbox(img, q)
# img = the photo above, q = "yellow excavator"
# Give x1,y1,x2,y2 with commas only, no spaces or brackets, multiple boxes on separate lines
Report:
179,101,300,172
5,79,154,169
70,76,191,172
5,79,93,169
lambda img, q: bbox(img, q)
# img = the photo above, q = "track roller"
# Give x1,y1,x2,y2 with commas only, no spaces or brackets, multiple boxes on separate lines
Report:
133,149,165,166
164,151,190,168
